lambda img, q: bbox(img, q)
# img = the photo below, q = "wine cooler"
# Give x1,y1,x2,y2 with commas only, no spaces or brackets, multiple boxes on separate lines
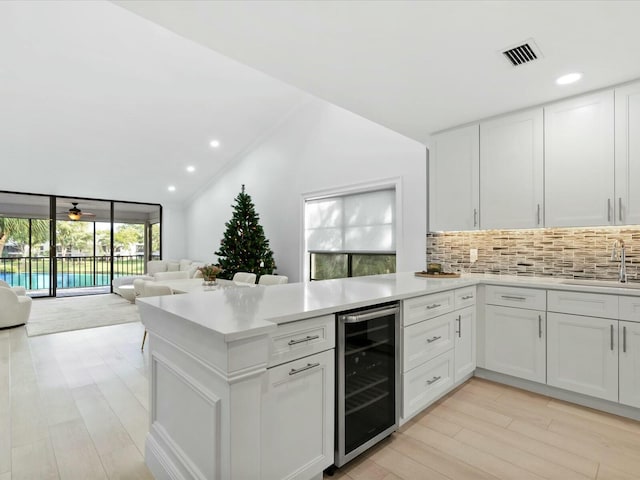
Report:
335,302,400,467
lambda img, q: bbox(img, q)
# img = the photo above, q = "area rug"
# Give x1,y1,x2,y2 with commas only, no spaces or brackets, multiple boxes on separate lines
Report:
26,294,140,337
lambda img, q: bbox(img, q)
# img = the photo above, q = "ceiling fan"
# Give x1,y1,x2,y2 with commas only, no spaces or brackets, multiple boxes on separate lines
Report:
62,202,96,221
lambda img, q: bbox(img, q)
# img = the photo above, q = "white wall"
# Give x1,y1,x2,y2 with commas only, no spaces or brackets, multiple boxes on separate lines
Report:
161,204,187,260
184,99,427,282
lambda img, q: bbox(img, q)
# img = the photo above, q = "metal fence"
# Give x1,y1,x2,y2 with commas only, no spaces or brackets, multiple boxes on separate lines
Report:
0,255,146,291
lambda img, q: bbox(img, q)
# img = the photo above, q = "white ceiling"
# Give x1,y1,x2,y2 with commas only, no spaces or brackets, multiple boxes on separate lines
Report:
4,1,640,208
115,0,640,139
0,1,308,205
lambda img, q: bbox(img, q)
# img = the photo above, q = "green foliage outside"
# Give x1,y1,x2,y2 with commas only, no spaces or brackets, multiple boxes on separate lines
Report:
215,185,276,280
0,217,49,257
311,253,396,281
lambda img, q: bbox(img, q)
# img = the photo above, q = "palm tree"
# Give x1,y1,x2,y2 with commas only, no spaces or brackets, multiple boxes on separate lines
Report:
0,217,49,257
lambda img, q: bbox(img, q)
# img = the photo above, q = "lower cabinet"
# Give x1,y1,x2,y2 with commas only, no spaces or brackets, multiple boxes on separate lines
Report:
401,287,475,420
485,305,546,383
619,320,640,408
261,349,334,480
454,306,476,382
547,313,618,402
403,349,454,418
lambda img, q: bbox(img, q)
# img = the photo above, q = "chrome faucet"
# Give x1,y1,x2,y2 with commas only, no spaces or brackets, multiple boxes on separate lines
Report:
611,240,628,283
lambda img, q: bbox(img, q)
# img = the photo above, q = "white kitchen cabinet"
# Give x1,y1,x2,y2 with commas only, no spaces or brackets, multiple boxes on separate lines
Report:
403,312,455,372
480,108,544,229
544,90,615,227
261,348,334,480
615,81,640,225
454,305,476,382
403,349,454,419
619,320,640,408
429,124,479,231
484,305,546,383
547,312,618,402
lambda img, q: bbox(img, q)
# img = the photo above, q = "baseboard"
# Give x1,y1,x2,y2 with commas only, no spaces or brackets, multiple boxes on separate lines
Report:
474,368,640,422
145,434,186,480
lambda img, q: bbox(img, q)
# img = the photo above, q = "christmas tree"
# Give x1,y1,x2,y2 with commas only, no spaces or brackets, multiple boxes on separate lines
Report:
215,185,276,280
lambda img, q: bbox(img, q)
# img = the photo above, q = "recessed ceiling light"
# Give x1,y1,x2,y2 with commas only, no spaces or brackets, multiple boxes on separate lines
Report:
209,139,220,148
168,185,176,192
556,72,582,85
186,165,195,173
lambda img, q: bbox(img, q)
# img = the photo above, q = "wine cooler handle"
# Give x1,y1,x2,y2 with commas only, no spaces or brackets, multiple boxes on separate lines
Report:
341,305,400,323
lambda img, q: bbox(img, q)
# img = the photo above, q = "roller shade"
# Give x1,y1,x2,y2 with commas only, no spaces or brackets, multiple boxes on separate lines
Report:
306,189,395,252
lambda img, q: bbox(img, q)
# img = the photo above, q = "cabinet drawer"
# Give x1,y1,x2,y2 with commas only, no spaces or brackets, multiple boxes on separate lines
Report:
485,285,546,310
547,290,618,319
403,312,455,372
620,296,640,322
268,315,335,367
403,350,454,419
455,286,476,309
403,291,455,326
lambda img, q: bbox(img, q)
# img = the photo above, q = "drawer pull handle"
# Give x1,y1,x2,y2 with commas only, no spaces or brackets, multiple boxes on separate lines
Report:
288,335,320,346
501,295,526,301
426,375,441,385
456,315,461,338
461,295,474,300
426,303,441,310
289,362,320,376
426,335,442,343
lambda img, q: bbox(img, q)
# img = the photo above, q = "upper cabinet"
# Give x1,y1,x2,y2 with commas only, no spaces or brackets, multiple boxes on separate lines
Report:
544,91,615,227
615,81,640,225
480,108,544,229
429,125,479,231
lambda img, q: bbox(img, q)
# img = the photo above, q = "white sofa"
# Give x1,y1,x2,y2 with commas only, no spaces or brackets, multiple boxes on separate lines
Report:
113,258,205,301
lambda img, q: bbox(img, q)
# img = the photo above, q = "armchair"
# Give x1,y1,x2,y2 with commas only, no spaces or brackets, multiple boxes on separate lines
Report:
0,279,27,296
0,286,32,328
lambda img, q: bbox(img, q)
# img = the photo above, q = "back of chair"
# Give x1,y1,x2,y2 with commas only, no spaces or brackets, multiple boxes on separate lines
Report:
144,283,173,297
232,272,257,284
0,280,10,289
258,274,289,286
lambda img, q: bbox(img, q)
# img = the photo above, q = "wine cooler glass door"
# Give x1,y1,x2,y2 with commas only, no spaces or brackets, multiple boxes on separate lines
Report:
337,303,399,466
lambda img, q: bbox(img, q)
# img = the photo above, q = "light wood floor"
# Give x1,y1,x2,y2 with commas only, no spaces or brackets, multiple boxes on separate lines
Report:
3,322,640,480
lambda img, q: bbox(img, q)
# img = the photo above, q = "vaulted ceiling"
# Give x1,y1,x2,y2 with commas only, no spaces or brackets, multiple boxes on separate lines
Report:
3,1,640,206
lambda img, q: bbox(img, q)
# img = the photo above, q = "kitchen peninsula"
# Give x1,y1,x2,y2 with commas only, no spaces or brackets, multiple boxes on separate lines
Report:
138,272,640,480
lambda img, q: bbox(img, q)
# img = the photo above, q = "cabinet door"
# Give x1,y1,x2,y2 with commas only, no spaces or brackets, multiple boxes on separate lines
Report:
454,306,476,382
544,90,614,227
429,124,479,231
485,305,545,383
547,313,618,401
615,81,640,224
619,321,640,408
261,349,334,480
480,108,544,229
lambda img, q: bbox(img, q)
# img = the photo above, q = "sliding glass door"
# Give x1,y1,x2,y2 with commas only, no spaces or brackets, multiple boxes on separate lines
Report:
0,191,162,298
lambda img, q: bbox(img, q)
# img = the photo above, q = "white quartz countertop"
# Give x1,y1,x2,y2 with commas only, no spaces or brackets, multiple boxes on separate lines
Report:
138,272,640,343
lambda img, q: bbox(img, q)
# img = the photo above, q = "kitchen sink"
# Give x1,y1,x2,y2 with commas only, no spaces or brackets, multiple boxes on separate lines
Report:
560,279,640,289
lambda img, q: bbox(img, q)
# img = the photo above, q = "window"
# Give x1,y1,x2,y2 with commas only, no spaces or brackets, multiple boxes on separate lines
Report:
305,188,396,280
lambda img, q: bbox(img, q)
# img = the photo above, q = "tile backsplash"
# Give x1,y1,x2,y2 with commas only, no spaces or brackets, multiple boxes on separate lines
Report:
427,227,640,281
